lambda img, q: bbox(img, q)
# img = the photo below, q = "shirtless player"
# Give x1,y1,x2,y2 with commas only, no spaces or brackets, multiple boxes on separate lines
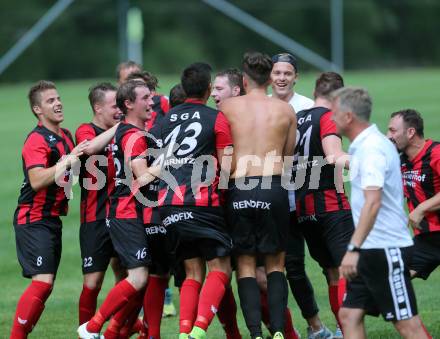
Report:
221,51,297,339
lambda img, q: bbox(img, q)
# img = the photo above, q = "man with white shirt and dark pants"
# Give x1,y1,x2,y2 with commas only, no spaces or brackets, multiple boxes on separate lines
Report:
331,87,429,339
271,53,335,339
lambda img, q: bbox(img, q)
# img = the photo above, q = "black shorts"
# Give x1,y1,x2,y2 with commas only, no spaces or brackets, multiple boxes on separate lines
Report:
298,210,354,269
344,247,418,321
108,218,151,269
80,220,117,274
14,218,62,278
160,206,232,264
226,176,289,255
410,232,440,280
145,223,171,275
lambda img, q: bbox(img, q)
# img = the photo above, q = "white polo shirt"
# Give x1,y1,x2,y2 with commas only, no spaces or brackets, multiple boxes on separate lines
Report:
348,124,413,249
270,91,314,211
288,92,314,114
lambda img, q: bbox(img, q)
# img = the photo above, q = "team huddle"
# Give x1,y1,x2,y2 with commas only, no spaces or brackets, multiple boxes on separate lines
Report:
9,51,440,339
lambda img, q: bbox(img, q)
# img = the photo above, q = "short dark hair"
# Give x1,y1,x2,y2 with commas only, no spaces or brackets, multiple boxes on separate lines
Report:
314,72,344,99
169,84,186,108
28,80,57,118
126,71,159,91
88,82,117,114
116,80,149,114
181,62,212,98
116,60,142,82
391,109,424,137
216,68,245,95
242,51,273,86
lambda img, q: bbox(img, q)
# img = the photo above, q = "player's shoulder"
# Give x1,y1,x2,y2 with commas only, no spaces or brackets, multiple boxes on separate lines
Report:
428,140,440,159
75,122,95,135
24,127,46,146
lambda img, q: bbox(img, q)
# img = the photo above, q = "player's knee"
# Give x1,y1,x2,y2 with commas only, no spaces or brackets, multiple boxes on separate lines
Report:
33,274,55,285
110,257,127,282
339,307,361,328
255,267,268,291
394,317,423,337
127,267,149,290
185,262,205,283
285,256,306,280
83,272,105,290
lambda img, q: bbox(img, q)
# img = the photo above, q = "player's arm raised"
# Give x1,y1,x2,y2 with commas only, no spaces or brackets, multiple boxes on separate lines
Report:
131,158,160,187
28,140,89,191
82,123,120,155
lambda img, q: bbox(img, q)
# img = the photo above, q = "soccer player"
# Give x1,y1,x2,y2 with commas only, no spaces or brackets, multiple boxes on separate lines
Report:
221,51,297,339
211,68,245,108
387,109,440,280
332,87,428,339
78,80,157,338
270,53,313,112
156,62,233,339
211,68,244,339
270,54,330,339
125,70,170,130
116,60,142,85
76,83,125,326
293,72,352,339
10,80,89,338
169,83,187,108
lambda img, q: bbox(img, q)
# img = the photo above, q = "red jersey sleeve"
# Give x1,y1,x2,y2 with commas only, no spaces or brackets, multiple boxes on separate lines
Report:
430,144,440,178
319,111,341,140
121,129,148,160
75,123,96,144
160,96,170,114
214,112,233,149
22,132,50,170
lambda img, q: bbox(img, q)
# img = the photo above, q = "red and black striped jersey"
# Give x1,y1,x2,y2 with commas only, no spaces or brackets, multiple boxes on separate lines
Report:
401,139,440,235
75,123,116,224
14,123,74,225
108,122,158,223
294,107,350,216
146,94,170,131
156,99,232,207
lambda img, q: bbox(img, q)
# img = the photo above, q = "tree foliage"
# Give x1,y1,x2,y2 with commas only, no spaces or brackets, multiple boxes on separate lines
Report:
1,0,440,82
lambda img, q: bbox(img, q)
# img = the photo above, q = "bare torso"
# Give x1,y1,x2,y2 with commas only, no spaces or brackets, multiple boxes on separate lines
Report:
221,91,296,178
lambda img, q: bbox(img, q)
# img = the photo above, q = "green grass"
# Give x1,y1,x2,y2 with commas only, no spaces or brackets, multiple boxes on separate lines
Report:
1,69,440,338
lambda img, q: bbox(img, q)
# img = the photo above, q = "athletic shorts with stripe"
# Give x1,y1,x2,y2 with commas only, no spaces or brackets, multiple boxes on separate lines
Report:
343,246,418,321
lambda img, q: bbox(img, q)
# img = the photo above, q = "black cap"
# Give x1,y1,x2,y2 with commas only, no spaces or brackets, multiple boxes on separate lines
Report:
271,53,298,72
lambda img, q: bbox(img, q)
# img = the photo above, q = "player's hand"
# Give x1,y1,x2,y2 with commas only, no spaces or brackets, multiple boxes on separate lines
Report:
70,140,90,157
339,251,359,281
408,207,424,230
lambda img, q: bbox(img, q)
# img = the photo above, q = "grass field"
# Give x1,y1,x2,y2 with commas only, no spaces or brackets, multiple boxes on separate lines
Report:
1,69,440,338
